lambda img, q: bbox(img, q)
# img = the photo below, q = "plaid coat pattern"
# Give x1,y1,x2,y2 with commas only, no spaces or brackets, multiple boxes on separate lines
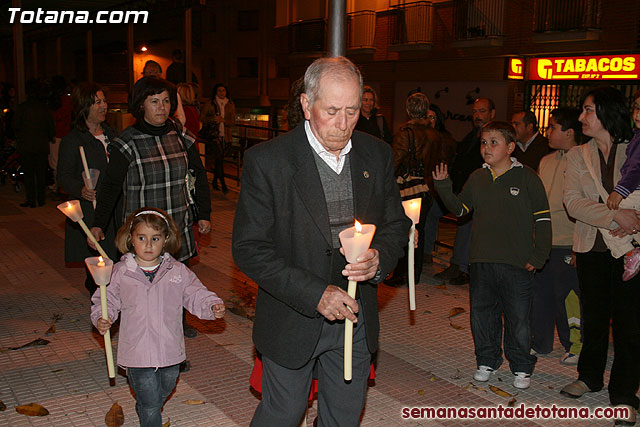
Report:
112,126,196,261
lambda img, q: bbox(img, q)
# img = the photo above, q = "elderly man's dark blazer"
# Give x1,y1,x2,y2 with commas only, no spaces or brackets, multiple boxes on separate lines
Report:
232,124,411,369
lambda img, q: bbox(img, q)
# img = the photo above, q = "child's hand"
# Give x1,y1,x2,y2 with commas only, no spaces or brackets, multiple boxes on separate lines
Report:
212,304,226,319
96,317,112,335
432,163,449,181
607,191,623,210
525,263,535,272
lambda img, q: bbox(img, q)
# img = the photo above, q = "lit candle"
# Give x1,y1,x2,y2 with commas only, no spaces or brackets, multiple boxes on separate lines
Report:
57,201,109,260
402,198,422,311
86,256,115,379
338,220,376,381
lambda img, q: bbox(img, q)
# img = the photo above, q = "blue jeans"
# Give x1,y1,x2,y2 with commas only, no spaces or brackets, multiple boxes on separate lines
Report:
470,263,537,374
127,364,181,427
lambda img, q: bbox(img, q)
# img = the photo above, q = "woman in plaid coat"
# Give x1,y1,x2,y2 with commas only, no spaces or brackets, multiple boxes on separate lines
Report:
90,77,211,262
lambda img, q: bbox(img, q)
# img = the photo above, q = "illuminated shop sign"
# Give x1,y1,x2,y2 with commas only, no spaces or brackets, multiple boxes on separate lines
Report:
529,54,640,80
506,58,525,80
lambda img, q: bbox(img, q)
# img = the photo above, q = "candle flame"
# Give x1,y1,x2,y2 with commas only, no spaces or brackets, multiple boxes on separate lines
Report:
411,200,418,208
98,256,104,263
66,201,71,208
97,256,105,267
354,220,362,233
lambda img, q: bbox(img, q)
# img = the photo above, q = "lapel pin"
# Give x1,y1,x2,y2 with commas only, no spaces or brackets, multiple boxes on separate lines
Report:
363,170,370,179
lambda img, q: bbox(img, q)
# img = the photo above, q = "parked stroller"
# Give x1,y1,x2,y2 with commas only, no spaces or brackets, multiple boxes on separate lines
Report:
0,144,24,192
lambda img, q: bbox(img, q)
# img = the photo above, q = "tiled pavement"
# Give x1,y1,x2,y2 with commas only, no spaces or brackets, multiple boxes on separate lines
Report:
0,182,636,426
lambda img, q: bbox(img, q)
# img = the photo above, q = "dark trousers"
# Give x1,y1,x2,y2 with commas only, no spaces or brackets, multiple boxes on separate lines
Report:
470,262,537,374
251,316,371,427
531,247,582,354
451,214,473,274
127,364,180,427
22,152,48,205
575,251,640,408
205,138,227,191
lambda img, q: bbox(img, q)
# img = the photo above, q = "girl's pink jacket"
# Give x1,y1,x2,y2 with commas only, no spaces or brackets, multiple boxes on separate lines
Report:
90,253,223,368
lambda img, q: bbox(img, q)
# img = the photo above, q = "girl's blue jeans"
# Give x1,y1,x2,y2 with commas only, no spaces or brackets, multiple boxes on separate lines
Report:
127,363,181,427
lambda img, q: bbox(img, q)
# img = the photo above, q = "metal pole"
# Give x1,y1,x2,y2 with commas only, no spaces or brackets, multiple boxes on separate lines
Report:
12,0,25,102
327,0,346,57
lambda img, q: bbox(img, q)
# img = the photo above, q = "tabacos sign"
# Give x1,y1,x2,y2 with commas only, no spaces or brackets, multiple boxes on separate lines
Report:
529,54,640,80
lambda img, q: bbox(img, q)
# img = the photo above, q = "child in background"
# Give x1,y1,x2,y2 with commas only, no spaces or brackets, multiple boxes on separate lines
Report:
531,108,583,365
606,90,640,281
433,121,551,390
91,207,225,427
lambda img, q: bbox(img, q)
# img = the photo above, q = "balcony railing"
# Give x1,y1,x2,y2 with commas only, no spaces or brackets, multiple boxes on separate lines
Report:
534,0,601,32
453,0,504,40
288,19,325,53
347,10,376,50
389,1,434,45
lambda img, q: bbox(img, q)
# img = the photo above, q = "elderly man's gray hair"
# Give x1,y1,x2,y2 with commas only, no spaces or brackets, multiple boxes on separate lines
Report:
406,92,430,120
304,56,363,107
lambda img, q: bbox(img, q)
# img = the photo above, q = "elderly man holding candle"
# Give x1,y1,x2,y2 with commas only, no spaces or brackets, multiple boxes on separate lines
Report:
232,56,411,426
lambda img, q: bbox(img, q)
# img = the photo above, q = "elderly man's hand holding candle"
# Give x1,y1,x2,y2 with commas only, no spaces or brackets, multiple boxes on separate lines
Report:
316,286,359,322
340,248,380,282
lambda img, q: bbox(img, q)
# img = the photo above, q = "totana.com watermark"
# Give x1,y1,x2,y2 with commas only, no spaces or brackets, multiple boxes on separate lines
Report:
8,7,148,24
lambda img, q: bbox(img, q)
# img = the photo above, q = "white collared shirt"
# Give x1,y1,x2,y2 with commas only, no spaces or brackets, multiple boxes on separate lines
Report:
304,120,352,174
516,131,539,153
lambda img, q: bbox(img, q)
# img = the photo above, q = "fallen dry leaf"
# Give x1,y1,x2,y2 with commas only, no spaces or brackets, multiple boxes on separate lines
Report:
469,382,487,392
182,399,205,405
490,385,512,397
417,389,424,396
0,400,6,411
105,402,124,427
448,307,466,318
162,420,171,427
434,284,447,290
430,375,436,382
508,397,517,407
450,369,461,380
449,321,464,330
15,403,49,416
45,325,56,336
9,338,50,350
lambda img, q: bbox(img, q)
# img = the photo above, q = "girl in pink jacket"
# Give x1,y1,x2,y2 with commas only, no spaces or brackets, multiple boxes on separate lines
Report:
91,207,224,427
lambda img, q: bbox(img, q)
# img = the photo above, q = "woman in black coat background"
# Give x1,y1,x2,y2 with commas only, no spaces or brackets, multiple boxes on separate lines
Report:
57,82,119,297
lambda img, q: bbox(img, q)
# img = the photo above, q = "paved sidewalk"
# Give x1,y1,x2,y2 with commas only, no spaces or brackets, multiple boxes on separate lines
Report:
0,183,634,426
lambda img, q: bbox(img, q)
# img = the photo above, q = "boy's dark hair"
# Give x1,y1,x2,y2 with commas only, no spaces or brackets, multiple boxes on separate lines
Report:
550,107,583,144
481,121,516,145
581,86,633,144
115,207,181,256
129,77,177,121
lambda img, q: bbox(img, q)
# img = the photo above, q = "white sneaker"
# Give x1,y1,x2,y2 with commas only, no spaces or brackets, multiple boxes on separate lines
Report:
513,372,531,389
473,365,495,382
